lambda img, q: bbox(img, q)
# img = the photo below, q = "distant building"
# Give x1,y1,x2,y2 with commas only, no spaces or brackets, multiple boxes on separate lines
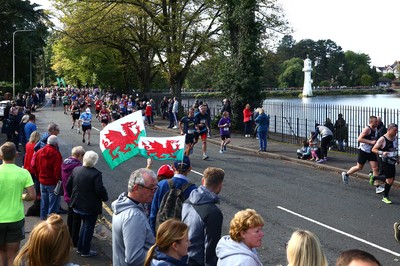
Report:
377,61,400,79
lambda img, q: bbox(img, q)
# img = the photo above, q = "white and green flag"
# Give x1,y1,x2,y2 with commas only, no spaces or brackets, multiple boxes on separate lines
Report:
138,135,185,161
99,111,146,170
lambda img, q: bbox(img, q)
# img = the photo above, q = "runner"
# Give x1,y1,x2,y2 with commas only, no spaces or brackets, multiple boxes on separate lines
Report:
218,111,231,153
70,100,81,133
195,104,210,160
341,116,382,193
94,97,103,120
79,108,92,145
51,93,57,111
179,107,198,156
371,123,398,204
61,93,69,114
99,105,111,128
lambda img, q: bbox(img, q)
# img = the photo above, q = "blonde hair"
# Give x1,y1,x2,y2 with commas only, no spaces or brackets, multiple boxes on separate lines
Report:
28,131,40,144
13,214,72,266
144,219,189,266
287,230,328,266
229,209,264,242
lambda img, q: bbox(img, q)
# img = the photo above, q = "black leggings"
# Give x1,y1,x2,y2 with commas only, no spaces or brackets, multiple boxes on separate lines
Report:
320,135,333,158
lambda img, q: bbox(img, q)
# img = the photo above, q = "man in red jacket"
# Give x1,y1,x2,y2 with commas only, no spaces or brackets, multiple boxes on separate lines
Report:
32,135,62,220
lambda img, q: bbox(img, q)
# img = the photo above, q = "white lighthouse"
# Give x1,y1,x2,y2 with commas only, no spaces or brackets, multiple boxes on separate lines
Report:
302,56,313,97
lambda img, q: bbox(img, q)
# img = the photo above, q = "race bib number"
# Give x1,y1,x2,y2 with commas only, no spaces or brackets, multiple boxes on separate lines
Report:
200,119,206,124
188,129,194,134
223,127,229,131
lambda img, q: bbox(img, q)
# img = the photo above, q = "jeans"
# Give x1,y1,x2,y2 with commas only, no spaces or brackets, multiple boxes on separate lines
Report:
258,131,267,151
40,184,60,220
76,212,98,254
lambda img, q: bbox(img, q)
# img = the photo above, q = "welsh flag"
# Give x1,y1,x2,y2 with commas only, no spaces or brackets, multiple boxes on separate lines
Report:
99,111,146,170
138,135,185,161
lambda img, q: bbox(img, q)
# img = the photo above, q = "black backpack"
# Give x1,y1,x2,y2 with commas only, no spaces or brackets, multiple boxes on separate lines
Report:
156,179,193,231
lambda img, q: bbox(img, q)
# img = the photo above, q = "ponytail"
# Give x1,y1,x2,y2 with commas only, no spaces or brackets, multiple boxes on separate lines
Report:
144,244,157,266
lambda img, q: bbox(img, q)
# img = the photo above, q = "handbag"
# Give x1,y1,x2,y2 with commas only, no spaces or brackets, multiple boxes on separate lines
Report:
54,180,63,196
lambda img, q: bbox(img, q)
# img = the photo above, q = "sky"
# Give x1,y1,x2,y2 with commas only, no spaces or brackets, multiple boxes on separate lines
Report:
31,0,399,67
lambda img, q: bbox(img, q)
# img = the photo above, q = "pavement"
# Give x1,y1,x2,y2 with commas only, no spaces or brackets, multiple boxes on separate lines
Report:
20,114,397,266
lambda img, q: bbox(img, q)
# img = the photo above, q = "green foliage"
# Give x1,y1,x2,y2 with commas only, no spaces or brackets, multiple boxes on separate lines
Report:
278,58,303,88
383,73,396,80
360,74,372,86
0,0,50,92
319,80,330,87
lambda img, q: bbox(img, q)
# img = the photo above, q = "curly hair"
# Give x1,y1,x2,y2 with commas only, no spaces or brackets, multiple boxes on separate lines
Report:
229,209,264,242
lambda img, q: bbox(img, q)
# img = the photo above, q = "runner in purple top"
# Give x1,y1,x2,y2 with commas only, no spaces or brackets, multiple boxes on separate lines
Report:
218,111,231,153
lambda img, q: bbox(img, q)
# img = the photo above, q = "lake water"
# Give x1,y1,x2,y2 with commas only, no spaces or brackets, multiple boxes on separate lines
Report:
264,94,400,108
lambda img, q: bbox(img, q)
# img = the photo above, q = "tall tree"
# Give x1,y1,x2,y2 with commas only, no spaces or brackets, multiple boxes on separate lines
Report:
129,0,221,98
0,0,50,92
217,0,288,124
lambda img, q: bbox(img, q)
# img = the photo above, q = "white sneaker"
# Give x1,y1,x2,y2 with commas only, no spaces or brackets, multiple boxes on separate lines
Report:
341,172,349,184
173,126,178,129
376,185,385,194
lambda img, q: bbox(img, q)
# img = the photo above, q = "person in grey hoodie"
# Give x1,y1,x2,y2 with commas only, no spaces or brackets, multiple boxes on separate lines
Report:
112,168,158,266
216,209,264,266
182,167,225,266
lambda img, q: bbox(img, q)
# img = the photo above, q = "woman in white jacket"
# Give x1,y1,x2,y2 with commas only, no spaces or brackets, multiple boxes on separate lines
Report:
216,209,264,266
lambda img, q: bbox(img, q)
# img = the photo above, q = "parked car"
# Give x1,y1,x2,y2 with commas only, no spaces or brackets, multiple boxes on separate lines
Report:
0,100,10,120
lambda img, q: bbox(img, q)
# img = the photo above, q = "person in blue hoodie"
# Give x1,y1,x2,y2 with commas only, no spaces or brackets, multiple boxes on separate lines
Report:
144,219,190,266
216,209,264,266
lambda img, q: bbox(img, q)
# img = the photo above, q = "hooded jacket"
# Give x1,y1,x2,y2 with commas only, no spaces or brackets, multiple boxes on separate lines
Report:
61,156,82,203
150,249,188,266
33,144,62,186
216,236,263,266
112,192,155,266
182,186,222,266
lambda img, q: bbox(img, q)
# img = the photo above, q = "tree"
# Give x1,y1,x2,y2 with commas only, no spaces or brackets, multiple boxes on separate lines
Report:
0,0,50,93
343,51,371,86
129,0,221,98
277,58,303,88
383,73,396,80
52,1,158,93
217,0,289,125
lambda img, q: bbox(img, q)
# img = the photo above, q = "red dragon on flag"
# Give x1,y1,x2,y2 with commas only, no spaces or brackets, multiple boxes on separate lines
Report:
139,136,185,161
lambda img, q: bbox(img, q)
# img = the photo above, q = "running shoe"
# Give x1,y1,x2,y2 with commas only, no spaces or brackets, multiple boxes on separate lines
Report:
77,129,80,134
219,150,224,154
394,222,400,242
382,197,392,204
173,126,178,129
202,155,209,160
82,139,85,143
376,186,385,194
368,171,374,186
341,172,349,184
316,158,325,163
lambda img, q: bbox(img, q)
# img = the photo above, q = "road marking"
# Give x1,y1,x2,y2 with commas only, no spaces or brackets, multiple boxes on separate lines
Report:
92,126,100,132
191,169,203,176
277,206,400,257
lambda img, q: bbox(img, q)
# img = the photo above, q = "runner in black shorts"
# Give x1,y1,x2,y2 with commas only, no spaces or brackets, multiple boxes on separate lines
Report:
179,107,198,156
70,100,81,132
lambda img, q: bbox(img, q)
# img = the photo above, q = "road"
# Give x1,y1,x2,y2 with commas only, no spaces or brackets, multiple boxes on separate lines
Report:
32,99,400,266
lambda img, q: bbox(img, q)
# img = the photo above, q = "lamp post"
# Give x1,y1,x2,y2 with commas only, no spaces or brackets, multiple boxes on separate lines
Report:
13,29,33,99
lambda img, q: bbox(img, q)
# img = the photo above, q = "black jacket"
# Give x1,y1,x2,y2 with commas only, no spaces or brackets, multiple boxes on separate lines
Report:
67,166,108,215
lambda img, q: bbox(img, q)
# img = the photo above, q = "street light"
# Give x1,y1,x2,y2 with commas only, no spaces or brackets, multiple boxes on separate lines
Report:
13,29,33,99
